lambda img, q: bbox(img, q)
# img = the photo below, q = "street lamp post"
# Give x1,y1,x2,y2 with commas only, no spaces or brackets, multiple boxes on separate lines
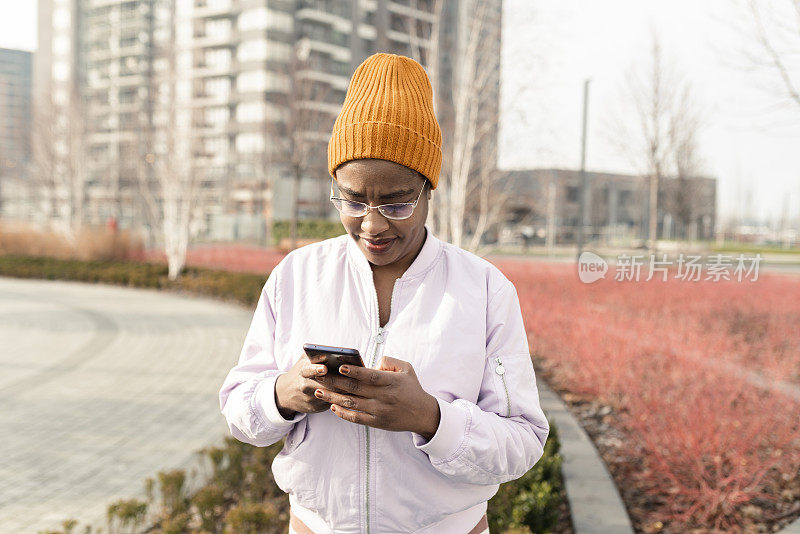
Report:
576,78,591,261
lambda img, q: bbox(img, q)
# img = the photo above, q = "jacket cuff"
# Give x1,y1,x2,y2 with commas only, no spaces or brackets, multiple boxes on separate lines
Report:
253,373,307,428
412,396,469,460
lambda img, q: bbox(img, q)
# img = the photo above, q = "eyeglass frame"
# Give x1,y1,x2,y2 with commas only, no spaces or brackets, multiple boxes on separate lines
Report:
329,178,427,220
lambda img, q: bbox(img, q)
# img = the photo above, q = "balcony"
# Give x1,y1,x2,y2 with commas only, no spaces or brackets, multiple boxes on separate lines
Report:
193,31,236,49
193,0,241,20
192,91,231,107
295,8,352,33
191,60,235,78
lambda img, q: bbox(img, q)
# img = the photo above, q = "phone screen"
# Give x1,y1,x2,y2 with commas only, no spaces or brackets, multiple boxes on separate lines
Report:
303,344,365,376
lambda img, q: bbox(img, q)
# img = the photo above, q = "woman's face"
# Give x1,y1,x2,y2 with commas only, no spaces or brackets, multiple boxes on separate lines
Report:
334,158,432,271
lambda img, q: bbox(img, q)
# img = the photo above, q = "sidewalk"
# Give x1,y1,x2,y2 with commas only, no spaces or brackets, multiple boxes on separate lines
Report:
0,277,253,533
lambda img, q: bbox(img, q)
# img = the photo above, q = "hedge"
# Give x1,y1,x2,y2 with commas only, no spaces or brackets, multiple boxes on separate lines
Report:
0,255,266,308
271,219,346,246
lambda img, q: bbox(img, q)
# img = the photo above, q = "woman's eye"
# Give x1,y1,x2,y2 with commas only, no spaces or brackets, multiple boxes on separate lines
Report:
343,200,364,210
382,204,412,217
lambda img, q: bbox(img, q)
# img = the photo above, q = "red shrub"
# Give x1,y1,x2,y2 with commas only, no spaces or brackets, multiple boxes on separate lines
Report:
144,244,287,274
492,259,800,531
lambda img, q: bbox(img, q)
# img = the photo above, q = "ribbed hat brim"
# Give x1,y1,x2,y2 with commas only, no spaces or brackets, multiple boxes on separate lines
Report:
327,53,443,189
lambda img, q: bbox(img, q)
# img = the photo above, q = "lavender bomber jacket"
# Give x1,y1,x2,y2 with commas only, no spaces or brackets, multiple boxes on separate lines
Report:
218,225,550,533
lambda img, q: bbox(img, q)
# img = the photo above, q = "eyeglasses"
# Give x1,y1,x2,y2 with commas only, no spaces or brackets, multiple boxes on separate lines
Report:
330,179,426,220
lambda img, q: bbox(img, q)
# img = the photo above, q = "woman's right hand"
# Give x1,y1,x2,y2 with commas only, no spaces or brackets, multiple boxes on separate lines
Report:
274,354,332,419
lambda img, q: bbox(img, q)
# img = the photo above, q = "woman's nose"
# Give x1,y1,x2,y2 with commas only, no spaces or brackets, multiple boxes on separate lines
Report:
360,206,390,235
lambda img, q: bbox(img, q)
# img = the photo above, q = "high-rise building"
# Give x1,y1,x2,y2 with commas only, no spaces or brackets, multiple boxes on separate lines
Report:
34,0,503,243
0,48,33,219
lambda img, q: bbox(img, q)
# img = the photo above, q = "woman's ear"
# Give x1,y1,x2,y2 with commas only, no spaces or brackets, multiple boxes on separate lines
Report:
425,178,433,200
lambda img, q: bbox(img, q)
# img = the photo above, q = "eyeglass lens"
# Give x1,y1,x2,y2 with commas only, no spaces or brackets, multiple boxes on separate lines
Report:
334,199,413,219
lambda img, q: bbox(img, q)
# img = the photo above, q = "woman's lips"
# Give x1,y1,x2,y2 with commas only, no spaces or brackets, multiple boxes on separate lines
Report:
362,237,396,253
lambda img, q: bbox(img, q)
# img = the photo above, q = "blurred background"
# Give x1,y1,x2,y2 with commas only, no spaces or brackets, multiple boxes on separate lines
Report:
1,0,797,276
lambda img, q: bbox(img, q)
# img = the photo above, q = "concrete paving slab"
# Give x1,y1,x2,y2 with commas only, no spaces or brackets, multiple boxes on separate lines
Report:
0,277,254,533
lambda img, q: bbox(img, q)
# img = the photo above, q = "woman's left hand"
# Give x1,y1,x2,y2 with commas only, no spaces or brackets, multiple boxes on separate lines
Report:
312,356,441,440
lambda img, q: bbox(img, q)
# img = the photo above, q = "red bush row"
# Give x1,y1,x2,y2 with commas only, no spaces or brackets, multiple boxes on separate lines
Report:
143,244,286,275
492,259,800,531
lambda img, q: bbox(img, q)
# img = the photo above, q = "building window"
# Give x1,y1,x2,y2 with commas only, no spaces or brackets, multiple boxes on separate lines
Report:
268,41,292,62
238,39,268,62
52,7,70,29
236,101,265,123
204,0,232,10
390,13,406,32
238,70,268,92
210,18,231,37
52,35,70,55
52,61,70,81
239,7,268,30
205,106,229,126
205,136,228,155
566,185,579,203
204,76,230,98
236,133,265,153
120,31,138,48
205,48,231,70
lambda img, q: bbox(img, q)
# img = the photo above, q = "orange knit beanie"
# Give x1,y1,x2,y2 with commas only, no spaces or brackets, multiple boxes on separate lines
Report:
327,53,443,189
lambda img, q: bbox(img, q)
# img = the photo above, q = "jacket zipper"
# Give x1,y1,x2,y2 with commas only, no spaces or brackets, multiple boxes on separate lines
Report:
365,327,385,534
365,278,397,534
495,357,511,417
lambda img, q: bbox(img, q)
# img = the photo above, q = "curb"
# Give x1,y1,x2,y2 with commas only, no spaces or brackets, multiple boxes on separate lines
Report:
780,516,800,533
538,380,635,534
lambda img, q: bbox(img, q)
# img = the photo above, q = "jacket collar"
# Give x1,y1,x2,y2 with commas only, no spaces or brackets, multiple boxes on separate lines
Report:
346,223,442,281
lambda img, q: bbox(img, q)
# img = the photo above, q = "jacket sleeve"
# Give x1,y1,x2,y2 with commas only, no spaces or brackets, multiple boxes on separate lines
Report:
411,279,550,485
218,265,307,447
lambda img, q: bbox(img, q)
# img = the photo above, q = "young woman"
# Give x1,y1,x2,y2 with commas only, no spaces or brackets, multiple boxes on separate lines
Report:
219,53,550,534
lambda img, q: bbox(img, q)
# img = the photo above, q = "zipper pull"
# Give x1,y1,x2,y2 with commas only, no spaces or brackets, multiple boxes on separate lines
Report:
375,327,384,344
495,357,505,375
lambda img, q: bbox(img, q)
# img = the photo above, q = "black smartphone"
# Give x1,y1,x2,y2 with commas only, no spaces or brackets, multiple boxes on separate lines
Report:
303,343,365,376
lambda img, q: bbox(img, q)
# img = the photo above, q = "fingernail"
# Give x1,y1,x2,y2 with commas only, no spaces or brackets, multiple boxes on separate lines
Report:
317,366,326,374
340,366,349,374
314,390,323,398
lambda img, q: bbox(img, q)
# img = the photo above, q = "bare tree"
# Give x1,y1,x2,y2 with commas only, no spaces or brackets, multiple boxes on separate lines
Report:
420,0,508,252
665,91,705,240
265,39,335,250
464,135,511,254
410,0,450,241
747,0,800,108
138,0,200,280
609,34,704,252
30,91,87,247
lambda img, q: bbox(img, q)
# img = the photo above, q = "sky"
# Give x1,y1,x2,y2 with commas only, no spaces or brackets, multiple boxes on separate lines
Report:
500,0,800,226
1,1,798,225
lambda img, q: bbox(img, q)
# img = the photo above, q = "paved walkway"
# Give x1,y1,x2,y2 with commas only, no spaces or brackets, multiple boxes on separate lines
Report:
0,277,253,533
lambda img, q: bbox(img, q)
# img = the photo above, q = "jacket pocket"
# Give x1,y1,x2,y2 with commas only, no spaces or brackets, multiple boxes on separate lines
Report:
272,416,318,509
283,416,309,453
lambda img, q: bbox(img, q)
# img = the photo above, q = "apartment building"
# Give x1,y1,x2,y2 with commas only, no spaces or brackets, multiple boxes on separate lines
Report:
0,48,32,219
34,0,502,243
